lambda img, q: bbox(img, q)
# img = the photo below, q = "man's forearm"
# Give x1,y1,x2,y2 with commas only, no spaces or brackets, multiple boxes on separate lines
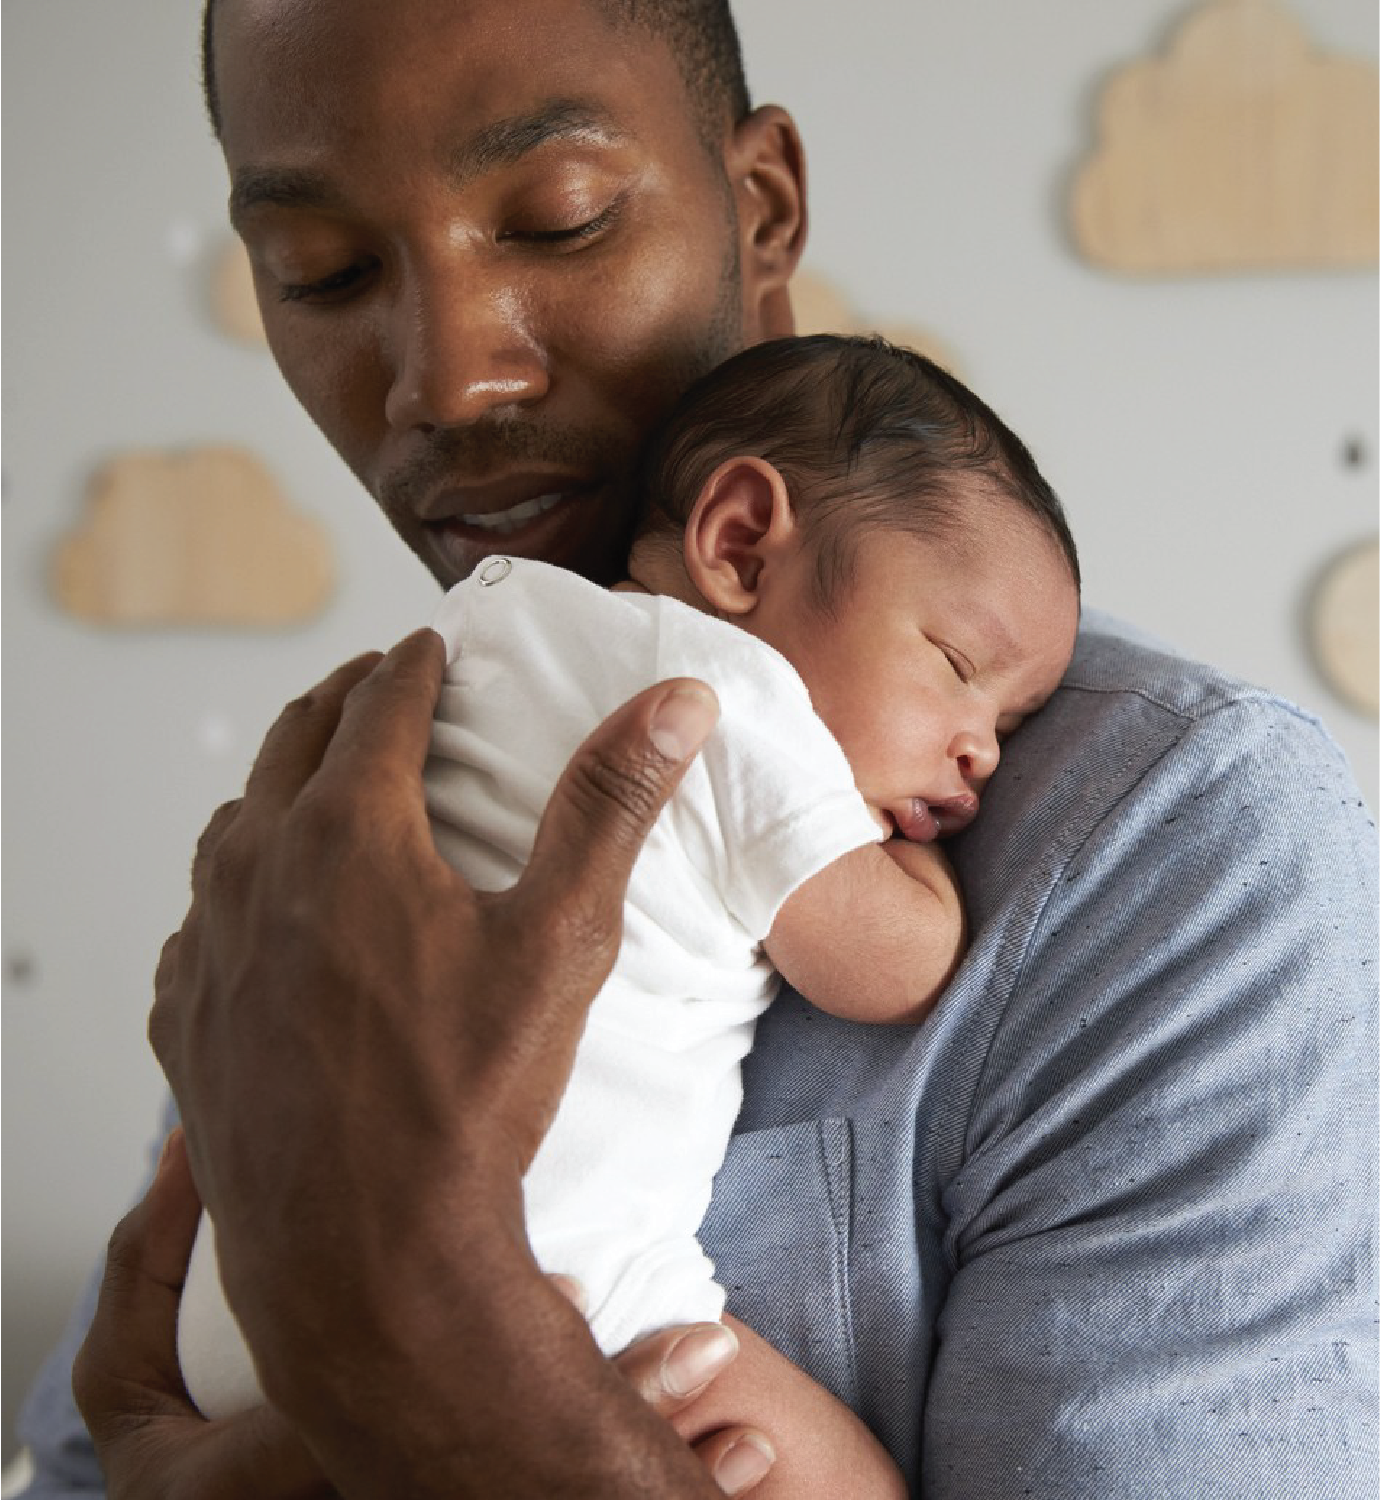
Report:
146,651,727,1497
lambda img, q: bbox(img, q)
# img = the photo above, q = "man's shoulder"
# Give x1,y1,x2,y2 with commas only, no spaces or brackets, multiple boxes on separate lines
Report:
960,609,1370,915
1063,608,1315,728
1028,607,1348,799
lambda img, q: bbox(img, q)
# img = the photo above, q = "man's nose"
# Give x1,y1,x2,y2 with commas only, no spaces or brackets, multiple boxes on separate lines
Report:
383,257,549,432
949,724,1000,789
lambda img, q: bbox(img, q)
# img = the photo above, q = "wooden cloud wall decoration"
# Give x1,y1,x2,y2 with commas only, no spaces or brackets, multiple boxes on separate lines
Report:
1069,0,1377,274
788,269,958,373
52,446,333,628
211,239,267,346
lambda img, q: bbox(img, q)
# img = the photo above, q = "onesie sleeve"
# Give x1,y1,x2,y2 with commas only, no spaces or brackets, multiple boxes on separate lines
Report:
682,631,884,942
923,696,1378,1496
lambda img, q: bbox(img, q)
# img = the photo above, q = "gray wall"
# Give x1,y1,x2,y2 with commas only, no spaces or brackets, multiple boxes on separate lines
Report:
2,0,1376,1460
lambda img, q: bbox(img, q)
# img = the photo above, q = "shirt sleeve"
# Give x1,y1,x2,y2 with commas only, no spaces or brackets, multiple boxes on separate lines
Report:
924,696,1377,1497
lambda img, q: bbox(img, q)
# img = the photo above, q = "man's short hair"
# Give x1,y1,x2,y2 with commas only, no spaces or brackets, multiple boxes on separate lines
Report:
595,1,750,153
200,0,751,151
640,333,1082,609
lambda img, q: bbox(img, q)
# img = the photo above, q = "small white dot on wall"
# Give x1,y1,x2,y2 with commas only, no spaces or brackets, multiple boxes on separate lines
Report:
197,712,236,757
166,219,203,265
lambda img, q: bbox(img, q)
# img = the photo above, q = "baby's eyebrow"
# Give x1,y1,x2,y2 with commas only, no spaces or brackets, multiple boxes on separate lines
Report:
955,599,1016,663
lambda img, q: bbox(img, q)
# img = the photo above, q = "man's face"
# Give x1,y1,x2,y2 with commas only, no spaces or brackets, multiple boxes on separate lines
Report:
215,0,788,587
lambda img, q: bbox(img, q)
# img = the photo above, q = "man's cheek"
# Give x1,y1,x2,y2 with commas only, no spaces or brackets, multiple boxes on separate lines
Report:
583,256,737,413
270,332,385,478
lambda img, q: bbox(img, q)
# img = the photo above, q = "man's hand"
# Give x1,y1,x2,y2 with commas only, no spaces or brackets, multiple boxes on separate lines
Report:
72,1129,335,1500
73,1133,771,1497
147,630,730,1495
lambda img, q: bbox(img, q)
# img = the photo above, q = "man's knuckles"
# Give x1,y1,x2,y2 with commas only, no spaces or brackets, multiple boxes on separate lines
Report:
281,653,383,723
191,800,242,872
536,743,679,906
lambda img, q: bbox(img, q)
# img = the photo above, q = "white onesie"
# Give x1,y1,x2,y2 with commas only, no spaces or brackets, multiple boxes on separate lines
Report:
177,556,881,1416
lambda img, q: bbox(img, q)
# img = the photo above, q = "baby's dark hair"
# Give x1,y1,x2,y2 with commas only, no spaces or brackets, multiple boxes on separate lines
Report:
640,334,1079,610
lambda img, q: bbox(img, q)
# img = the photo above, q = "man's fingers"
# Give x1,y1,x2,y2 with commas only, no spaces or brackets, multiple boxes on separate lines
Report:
192,799,244,873
241,651,385,811
121,1128,204,1293
517,679,718,946
611,1321,738,1420
547,1274,589,1315
298,630,450,868
316,629,446,795
73,1129,204,1434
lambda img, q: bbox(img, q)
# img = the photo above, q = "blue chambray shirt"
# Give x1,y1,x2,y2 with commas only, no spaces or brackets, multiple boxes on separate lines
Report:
16,613,1378,1497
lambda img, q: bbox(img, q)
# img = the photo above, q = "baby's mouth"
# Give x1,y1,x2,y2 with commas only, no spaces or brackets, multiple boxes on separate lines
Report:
892,799,942,843
890,792,981,842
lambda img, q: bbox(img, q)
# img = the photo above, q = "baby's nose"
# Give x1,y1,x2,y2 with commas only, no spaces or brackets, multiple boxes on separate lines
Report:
951,728,1000,788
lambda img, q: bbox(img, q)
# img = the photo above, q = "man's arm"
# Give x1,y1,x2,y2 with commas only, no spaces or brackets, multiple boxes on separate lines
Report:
70,1123,777,1499
138,633,775,1499
764,839,966,1026
926,693,1378,1496
71,1129,335,1500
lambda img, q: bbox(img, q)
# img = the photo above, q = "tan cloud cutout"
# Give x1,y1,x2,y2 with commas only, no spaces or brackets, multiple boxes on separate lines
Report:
53,446,334,628
1070,0,1377,273
211,239,267,346
789,269,960,373
1308,537,1377,717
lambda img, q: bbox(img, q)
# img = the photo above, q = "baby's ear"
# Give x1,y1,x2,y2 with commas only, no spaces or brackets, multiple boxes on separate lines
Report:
684,457,797,615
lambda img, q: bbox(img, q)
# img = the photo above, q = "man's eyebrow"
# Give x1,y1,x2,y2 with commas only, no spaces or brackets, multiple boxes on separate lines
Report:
447,99,625,182
229,167,346,225
227,101,625,225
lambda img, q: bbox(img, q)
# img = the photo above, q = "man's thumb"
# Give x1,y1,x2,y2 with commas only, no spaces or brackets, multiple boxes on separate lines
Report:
518,679,719,937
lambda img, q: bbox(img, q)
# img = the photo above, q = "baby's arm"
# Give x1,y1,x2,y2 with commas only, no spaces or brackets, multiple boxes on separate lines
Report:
762,839,966,1026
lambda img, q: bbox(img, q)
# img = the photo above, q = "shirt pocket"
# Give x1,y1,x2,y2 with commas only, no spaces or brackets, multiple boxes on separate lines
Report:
699,1117,858,1407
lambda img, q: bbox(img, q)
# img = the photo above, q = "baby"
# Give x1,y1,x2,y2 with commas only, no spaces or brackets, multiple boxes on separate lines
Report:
177,335,1080,1477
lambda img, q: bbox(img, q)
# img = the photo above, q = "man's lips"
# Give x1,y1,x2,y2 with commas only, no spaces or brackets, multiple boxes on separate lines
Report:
410,476,610,585
442,490,567,537
412,472,599,529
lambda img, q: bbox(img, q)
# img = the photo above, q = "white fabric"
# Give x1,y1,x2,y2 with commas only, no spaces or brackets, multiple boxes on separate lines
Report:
177,556,880,1414
428,558,882,1353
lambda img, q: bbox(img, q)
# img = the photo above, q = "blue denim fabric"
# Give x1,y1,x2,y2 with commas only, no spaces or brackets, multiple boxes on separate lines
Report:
704,612,1378,1496
17,613,1378,1497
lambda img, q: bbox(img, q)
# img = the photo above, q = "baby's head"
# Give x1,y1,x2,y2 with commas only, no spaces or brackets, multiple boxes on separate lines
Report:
631,334,1081,841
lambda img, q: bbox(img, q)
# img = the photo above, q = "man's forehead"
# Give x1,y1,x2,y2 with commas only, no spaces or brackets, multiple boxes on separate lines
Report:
216,0,658,97
214,0,690,161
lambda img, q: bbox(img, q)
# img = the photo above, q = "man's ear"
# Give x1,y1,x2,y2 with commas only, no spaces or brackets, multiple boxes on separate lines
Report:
725,106,808,343
684,457,798,615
